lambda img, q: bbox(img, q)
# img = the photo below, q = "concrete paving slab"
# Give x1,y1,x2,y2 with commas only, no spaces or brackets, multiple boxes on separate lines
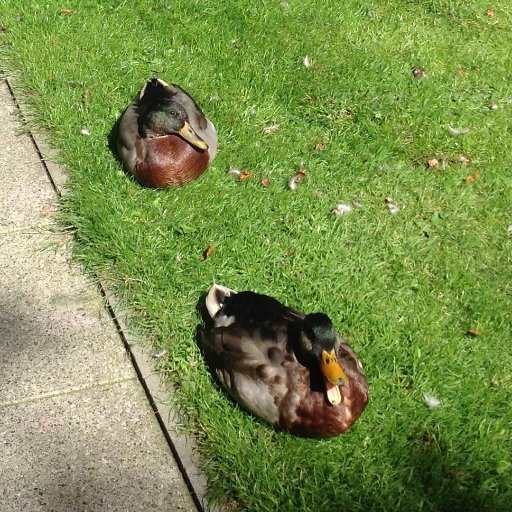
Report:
0,93,56,229
0,230,134,406
0,77,201,511
0,379,196,511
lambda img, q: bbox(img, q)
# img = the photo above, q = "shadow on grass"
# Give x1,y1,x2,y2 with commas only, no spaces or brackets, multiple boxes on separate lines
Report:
398,428,506,512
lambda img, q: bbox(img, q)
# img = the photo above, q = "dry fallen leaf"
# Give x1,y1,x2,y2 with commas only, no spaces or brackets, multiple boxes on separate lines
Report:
412,67,427,79
200,244,217,261
261,178,270,188
426,158,440,168
466,327,482,337
486,8,496,16
59,8,74,15
463,171,481,183
456,68,467,76
315,141,326,150
239,169,252,181
288,168,307,190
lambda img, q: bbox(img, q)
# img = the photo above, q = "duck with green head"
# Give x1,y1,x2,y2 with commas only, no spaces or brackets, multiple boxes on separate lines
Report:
201,284,369,438
117,78,217,188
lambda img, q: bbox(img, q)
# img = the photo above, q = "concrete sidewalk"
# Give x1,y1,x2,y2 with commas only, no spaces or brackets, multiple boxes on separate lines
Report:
0,80,204,511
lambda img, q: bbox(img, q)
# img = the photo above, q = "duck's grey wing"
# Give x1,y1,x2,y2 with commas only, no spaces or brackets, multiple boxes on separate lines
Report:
117,99,145,174
201,324,294,425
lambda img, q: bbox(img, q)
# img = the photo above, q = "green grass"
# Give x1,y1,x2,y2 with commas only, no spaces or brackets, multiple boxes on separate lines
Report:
2,1,512,510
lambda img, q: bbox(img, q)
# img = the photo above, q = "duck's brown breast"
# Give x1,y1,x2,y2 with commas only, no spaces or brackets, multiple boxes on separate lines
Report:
281,382,369,438
135,135,210,188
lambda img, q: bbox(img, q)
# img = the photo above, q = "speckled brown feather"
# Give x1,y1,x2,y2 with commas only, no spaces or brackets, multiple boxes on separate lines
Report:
134,135,209,188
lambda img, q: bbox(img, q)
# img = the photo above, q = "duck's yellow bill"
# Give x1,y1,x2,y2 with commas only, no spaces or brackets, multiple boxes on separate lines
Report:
320,349,349,406
179,121,209,150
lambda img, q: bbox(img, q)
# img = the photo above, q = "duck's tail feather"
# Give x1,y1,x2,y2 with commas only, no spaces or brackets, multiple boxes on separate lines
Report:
206,284,236,319
138,77,171,102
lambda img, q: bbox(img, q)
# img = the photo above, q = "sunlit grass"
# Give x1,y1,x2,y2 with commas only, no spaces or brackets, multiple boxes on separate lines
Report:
1,1,512,510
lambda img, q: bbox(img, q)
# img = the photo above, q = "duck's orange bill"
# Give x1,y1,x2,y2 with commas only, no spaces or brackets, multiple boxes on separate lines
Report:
179,121,209,150
320,349,349,406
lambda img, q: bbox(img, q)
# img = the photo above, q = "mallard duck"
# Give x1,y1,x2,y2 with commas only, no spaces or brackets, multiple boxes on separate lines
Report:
117,78,217,188
201,284,369,438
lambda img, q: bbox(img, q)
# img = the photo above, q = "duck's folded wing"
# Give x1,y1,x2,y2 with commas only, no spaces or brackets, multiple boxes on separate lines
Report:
201,325,291,425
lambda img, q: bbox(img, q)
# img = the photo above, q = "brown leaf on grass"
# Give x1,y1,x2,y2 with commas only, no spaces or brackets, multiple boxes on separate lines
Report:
315,141,326,150
426,158,440,168
200,244,217,261
239,169,252,181
59,8,74,15
486,8,496,16
456,68,467,76
261,178,270,187
466,327,482,337
463,171,481,183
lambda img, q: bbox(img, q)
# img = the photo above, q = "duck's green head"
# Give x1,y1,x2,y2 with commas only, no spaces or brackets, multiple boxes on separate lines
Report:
302,313,349,405
142,99,208,150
